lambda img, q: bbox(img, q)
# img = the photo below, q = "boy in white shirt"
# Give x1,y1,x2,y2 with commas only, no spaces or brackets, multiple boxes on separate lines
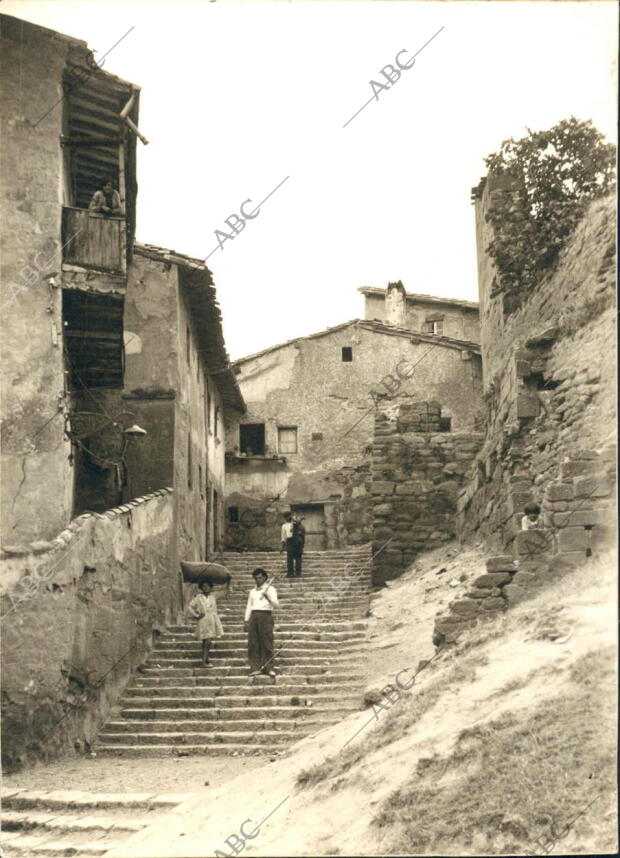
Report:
244,568,279,677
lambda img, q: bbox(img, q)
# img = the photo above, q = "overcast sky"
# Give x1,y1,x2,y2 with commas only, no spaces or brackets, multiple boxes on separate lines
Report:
4,0,617,359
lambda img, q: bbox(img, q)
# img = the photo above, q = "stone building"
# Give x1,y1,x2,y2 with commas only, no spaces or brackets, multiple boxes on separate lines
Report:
0,15,243,768
225,282,483,552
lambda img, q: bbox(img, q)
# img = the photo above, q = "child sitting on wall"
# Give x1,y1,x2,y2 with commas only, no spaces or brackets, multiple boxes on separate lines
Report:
521,502,543,530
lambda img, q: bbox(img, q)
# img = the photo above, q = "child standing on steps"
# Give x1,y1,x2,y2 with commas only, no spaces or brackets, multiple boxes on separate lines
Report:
188,581,230,667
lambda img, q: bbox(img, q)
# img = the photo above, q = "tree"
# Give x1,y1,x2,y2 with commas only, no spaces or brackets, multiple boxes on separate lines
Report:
484,118,616,309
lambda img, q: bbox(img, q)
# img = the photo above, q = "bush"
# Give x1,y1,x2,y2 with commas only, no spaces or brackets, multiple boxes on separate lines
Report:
484,118,615,310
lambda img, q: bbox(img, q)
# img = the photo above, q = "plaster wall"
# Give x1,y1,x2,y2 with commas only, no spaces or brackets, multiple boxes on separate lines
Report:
364,293,480,342
0,490,176,769
1,17,74,543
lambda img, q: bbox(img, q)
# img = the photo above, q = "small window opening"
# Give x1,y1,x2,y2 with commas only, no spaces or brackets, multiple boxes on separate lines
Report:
186,324,191,365
422,319,444,336
187,434,192,489
342,346,353,362
228,506,239,523
214,406,220,439
312,432,323,441
278,427,298,454
438,417,452,432
240,423,265,455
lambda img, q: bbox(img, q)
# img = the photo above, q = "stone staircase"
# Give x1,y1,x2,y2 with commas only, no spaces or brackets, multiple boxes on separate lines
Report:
0,790,190,857
95,545,373,757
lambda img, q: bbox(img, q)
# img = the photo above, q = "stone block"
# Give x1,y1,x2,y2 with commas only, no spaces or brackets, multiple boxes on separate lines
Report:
395,484,417,496
546,483,574,501
467,587,502,599
574,476,612,499
486,555,517,573
557,527,589,552
514,529,553,558
450,599,481,617
560,460,594,479
502,581,529,604
553,509,610,527
480,597,506,612
371,482,396,496
373,504,393,515
516,392,539,419
473,572,513,588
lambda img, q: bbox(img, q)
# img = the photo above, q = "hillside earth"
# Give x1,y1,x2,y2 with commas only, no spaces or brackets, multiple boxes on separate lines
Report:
108,543,618,857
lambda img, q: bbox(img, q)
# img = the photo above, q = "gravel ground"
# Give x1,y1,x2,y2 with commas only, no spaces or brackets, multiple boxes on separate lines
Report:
3,754,267,795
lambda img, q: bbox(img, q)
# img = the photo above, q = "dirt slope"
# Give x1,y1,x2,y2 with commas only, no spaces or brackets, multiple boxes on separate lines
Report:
109,545,617,857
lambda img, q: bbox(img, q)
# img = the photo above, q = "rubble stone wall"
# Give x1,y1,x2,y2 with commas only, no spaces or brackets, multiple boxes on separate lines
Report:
0,490,176,770
372,402,484,584
459,193,616,552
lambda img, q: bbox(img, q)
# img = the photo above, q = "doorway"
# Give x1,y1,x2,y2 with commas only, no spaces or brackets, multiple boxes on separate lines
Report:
291,504,326,551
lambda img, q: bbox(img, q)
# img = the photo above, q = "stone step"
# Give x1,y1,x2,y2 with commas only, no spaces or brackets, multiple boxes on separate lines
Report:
0,831,125,857
1,809,152,834
138,666,361,680
1,791,185,811
151,640,366,654
119,703,356,720
94,744,279,758
121,691,360,709
160,628,367,642
143,654,364,669
104,716,337,733
125,681,362,699
97,729,317,745
164,620,368,634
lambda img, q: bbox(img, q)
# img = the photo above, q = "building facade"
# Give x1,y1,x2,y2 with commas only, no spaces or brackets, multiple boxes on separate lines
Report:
224,283,483,552
0,15,243,768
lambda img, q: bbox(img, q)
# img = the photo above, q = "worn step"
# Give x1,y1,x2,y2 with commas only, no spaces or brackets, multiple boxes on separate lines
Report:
121,691,361,709
97,729,315,745
119,703,357,720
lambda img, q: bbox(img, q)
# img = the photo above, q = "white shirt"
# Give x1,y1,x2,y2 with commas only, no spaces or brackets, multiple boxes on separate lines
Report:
281,522,294,541
244,584,279,622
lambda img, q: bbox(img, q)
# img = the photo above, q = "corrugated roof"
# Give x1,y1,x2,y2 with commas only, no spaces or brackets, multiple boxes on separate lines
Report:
134,243,245,412
358,286,479,310
233,319,480,366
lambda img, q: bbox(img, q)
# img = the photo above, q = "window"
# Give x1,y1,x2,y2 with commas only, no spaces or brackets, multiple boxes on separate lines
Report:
439,417,452,432
278,427,298,454
422,319,443,336
311,432,323,441
186,324,191,364
239,423,265,455
228,506,239,523
342,346,353,362
62,290,124,389
206,390,212,432
214,406,220,439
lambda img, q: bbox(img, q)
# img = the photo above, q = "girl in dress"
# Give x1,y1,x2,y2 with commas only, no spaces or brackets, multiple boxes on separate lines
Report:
188,581,230,666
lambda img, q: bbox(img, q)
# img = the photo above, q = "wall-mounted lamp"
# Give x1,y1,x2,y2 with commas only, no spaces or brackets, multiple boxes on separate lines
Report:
123,424,148,437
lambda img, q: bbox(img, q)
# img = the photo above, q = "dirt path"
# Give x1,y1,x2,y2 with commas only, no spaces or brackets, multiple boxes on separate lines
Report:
2,754,266,795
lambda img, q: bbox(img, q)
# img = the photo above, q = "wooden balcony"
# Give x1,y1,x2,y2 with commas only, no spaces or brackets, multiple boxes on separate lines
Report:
62,207,126,275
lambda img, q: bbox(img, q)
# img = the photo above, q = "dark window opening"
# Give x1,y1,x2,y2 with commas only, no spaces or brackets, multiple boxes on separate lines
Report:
312,432,323,441
228,506,239,523
342,347,353,362
63,289,124,389
438,417,452,432
422,319,444,336
529,372,560,391
240,423,265,455
214,406,221,439
186,324,191,365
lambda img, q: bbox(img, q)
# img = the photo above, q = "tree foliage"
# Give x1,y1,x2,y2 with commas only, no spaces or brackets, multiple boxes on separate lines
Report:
484,118,615,309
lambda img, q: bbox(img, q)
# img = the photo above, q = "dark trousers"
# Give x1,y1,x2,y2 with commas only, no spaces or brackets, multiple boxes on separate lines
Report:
248,610,274,671
286,538,303,577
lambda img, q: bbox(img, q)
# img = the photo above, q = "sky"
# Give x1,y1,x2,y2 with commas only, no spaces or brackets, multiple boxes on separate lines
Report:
3,0,617,359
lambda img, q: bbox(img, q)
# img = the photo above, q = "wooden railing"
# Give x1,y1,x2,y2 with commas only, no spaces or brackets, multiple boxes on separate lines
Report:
62,207,126,274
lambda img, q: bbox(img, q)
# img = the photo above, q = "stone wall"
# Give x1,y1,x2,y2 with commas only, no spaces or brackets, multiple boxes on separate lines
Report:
372,402,484,584
458,193,616,552
0,490,177,770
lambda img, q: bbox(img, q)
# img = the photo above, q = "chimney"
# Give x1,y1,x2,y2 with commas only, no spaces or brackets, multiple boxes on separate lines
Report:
385,281,407,327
